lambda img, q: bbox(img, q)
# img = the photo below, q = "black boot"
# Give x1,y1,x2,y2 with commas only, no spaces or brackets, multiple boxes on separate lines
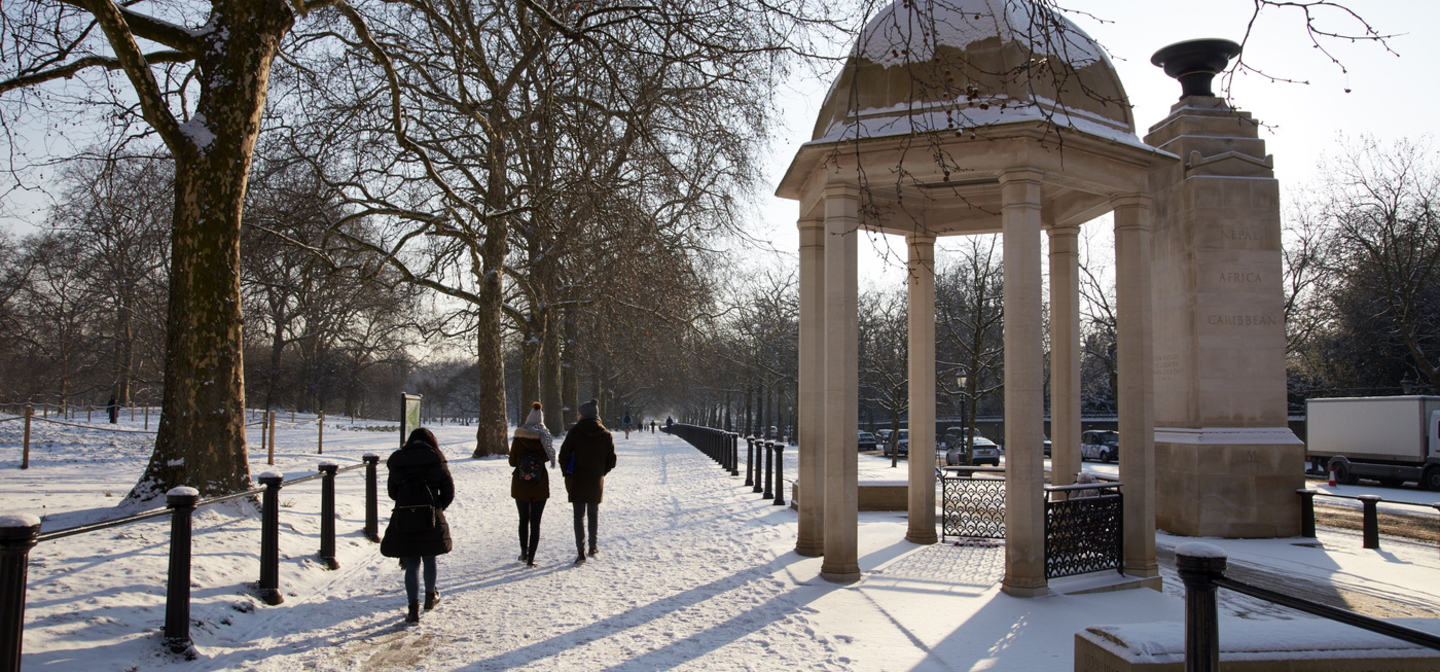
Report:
574,550,587,565
424,591,441,610
406,601,420,623
588,546,598,558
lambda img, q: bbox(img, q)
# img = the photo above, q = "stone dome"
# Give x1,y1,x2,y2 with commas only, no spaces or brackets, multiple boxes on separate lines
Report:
812,0,1136,145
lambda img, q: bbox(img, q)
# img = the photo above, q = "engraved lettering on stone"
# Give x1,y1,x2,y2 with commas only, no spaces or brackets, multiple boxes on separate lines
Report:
1205,314,1279,327
1218,272,1263,283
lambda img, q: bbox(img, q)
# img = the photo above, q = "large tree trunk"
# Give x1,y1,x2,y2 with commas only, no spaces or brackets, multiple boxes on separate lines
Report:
542,308,563,433
560,314,578,432
125,2,293,502
519,312,543,417
474,217,509,457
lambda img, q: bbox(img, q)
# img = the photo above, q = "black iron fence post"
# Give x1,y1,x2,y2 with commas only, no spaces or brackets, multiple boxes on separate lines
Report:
258,473,285,605
1297,489,1316,538
164,487,199,657
763,440,775,499
1176,543,1227,672
747,438,758,490
730,433,739,477
772,443,786,506
1,515,40,672
1358,495,1381,549
319,463,339,570
363,454,380,542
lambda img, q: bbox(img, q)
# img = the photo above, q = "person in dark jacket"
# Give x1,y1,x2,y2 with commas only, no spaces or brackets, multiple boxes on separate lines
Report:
381,427,455,623
509,401,554,567
558,399,616,565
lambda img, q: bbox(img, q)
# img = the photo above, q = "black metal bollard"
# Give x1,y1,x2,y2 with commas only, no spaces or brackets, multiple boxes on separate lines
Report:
363,454,380,543
1,515,41,672
164,487,199,657
772,442,786,506
763,440,775,499
730,433,740,477
319,463,339,570
745,437,757,489
1297,489,1317,538
1358,495,1381,549
258,473,285,605
1176,543,1227,672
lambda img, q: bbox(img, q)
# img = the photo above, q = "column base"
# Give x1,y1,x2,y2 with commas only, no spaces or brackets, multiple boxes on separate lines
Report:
904,529,938,545
795,540,825,557
1001,579,1048,598
1154,428,1305,538
820,562,861,584
1124,562,1160,579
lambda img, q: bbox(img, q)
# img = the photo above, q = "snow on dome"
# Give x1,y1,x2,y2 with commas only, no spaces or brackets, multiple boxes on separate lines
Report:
167,486,200,497
257,471,283,480
0,513,42,528
1175,541,1228,559
812,0,1135,144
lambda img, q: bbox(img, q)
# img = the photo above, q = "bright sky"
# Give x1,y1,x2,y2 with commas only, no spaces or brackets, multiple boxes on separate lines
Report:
748,0,1440,290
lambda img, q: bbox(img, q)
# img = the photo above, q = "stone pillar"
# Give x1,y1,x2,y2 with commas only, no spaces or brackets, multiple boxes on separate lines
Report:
821,186,861,583
1114,196,1159,582
797,216,826,557
999,171,1046,597
906,233,938,545
1047,223,1082,489
1145,97,1303,538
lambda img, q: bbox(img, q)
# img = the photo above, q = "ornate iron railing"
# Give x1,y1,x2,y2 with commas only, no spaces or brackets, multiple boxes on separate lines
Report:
1043,482,1123,579
940,466,1006,540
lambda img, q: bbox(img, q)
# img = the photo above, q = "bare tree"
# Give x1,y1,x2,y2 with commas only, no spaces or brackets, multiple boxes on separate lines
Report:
935,235,1004,450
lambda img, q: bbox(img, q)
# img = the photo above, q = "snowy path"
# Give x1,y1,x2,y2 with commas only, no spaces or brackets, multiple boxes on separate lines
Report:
190,430,849,672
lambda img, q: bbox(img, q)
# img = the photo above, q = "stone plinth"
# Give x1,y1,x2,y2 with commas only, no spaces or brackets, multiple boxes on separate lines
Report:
792,481,909,512
1144,96,1303,538
1075,618,1440,672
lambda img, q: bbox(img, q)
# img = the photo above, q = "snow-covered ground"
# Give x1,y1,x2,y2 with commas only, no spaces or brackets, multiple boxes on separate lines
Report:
3,414,1438,671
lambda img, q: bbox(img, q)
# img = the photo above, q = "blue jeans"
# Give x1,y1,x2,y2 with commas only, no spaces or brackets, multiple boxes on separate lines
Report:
403,556,437,604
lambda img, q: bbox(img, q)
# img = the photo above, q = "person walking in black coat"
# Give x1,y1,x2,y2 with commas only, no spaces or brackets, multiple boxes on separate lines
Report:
510,401,554,567
558,399,616,565
381,427,455,623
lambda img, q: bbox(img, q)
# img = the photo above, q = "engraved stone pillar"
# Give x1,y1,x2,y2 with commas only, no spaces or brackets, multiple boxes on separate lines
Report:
821,187,861,583
1000,171,1046,597
1145,96,1304,538
797,217,826,557
1114,196,1159,582
906,233,938,545
1048,224,1082,489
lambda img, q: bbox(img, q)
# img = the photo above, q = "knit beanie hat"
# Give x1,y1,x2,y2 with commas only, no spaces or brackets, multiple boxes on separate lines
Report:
579,399,598,420
524,401,543,427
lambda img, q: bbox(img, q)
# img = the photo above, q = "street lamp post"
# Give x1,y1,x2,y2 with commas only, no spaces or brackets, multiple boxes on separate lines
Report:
956,373,969,455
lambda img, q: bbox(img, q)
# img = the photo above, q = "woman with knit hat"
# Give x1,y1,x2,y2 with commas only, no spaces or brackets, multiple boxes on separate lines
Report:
509,401,555,567
558,399,616,564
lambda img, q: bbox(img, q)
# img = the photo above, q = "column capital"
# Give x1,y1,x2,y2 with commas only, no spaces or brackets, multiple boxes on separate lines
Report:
1113,195,1153,233
1111,193,1152,211
998,169,1045,185
905,232,937,247
799,217,825,247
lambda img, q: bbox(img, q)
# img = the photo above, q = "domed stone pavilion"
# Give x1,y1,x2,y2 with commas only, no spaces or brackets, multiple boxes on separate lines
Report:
777,0,1300,595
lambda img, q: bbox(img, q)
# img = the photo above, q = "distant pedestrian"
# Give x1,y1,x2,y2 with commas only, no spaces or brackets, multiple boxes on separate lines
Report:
650,420,656,433
559,399,616,565
510,401,554,567
665,416,673,430
381,427,455,623
622,412,632,439
106,394,118,424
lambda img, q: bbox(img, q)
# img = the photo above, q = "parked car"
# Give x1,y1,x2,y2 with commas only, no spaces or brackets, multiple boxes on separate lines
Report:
946,436,1001,466
875,429,893,447
883,429,910,457
1080,430,1119,462
858,430,877,452
1043,436,1052,458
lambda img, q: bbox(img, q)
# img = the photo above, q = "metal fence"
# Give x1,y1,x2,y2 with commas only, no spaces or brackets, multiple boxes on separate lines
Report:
940,466,1006,540
1044,482,1123,579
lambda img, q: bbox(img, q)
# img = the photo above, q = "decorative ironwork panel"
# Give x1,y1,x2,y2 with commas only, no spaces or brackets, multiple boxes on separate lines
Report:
1044,491,1123,579
942,476,1006,540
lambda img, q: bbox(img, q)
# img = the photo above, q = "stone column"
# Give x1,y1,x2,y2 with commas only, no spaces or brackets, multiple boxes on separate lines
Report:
906,233,938,545
1145,96,1303,538
1114,195,1159,582
1047,223,1082,489
1000,170,1046,597
797,216,826,557
821,186,861,583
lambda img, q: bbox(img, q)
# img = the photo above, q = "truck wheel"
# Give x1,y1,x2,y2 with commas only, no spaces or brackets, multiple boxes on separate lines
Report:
1423,467,1440,492
1332,461,1357,486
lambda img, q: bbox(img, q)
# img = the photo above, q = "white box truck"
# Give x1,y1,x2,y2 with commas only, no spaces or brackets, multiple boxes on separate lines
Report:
1305,395,1440,489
